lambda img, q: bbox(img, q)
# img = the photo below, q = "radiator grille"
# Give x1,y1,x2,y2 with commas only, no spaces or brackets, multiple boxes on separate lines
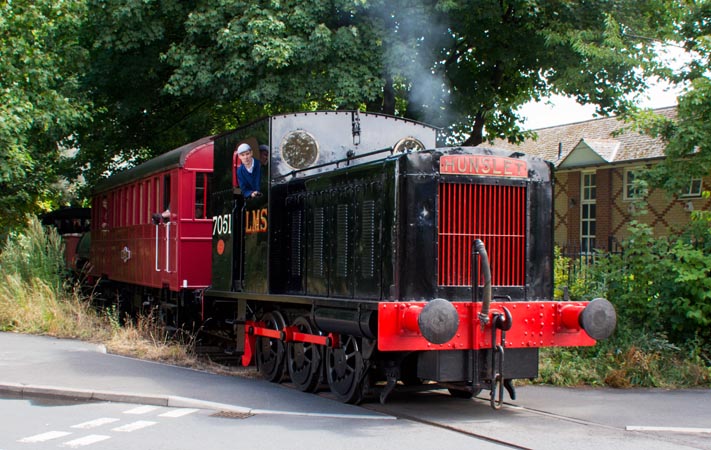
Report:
438,183,526,286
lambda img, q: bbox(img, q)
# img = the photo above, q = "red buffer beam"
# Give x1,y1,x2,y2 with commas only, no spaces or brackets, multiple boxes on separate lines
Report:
377,300,615,352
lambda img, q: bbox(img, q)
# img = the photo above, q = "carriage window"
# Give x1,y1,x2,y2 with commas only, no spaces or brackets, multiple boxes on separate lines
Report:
131,185,136,225
195,172,212,219
123,188,129,226
101,195,109,229
146,181,152,224
113,191,119,227
138,183,144,224
154,177,159,216
163,174,171,212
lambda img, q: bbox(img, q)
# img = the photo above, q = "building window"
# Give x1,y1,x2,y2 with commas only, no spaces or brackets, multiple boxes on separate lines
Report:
681,177,703,198
624,168,646,200
581,172,596,253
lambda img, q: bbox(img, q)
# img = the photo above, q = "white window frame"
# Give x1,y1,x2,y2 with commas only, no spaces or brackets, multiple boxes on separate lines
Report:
580,171,596,254
680,177,703,198
624,167,644,201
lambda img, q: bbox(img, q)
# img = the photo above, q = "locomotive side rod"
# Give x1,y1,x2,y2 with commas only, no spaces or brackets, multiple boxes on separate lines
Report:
242,320,339,366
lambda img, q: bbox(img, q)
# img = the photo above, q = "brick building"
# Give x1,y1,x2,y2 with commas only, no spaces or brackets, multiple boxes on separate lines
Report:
490,106,710,253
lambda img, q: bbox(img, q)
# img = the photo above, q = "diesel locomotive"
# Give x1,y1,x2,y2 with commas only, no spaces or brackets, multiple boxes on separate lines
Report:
88,111,616,407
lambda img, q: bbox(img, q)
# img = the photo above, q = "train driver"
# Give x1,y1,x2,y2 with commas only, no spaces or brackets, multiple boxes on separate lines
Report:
236,143,262,198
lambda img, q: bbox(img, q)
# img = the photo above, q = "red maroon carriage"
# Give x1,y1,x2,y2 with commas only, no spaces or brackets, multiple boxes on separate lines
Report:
90,137,214,323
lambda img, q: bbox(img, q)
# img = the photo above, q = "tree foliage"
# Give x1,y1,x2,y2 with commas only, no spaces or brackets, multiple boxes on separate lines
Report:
417,0,677,145
0,0,687,233
0,0,90,232
68,0,213,191
630,2,711,194
75,0,680,165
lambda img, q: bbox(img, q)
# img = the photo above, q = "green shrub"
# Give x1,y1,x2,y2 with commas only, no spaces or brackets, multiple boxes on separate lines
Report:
553,246,599,300
548,213,711,387
590,219,711,347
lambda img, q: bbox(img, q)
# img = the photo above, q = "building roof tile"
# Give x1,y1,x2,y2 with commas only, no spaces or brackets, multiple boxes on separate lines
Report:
488,106,676,167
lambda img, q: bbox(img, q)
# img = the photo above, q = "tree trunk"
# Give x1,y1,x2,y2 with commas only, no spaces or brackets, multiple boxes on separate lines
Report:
382,75,395,115
462,112,485,146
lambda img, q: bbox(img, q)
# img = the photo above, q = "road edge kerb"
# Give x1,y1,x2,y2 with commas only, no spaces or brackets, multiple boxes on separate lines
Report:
0,383,395,420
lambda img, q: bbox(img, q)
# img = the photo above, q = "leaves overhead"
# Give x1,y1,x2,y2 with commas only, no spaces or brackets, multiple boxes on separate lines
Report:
0,0,90,232
0,0,689,234
631,2,711,195
156,0,678,146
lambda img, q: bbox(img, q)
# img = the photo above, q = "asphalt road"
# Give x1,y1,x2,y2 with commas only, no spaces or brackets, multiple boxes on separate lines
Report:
1,332,709,450
365,387,711,450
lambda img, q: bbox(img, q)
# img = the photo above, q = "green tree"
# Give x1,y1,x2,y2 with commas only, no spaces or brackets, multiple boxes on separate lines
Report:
68,0,211,191
62,1,679,206
426,0,678,145
158,0,677,145
631,2,711,195
0,0,90,233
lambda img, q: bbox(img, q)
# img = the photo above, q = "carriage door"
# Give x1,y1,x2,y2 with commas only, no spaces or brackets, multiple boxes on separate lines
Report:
154,174,173,275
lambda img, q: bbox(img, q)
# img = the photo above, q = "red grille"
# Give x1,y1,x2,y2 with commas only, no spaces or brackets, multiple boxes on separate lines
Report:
438,183,526,286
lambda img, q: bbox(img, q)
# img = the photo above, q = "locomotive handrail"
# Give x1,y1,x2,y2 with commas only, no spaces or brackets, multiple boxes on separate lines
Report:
273,146,394,180
473,239,492,327
237,202,246,289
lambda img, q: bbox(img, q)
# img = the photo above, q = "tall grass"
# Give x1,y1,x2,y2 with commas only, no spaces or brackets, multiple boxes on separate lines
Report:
1,215,66,292
0,215,107,339
0,215,197,365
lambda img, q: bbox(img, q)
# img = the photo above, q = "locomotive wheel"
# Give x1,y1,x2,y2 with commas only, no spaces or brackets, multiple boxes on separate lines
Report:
287,316,322,392
256,311,287,383
326,335,364,404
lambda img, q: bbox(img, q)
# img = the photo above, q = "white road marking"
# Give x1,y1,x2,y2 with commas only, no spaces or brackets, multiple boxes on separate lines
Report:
627,426,711,433
112,420,157,432
123,405,160,415
159,408,200,418
18,431,72,443
60,435,111,448
71,418,120,429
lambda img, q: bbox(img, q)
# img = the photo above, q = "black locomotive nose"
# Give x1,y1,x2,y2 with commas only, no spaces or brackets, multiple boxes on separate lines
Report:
418,298,460,344
579,298,617,340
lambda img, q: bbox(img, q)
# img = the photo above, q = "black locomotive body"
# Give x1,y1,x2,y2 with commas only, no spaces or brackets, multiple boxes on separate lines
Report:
201,111,615,405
